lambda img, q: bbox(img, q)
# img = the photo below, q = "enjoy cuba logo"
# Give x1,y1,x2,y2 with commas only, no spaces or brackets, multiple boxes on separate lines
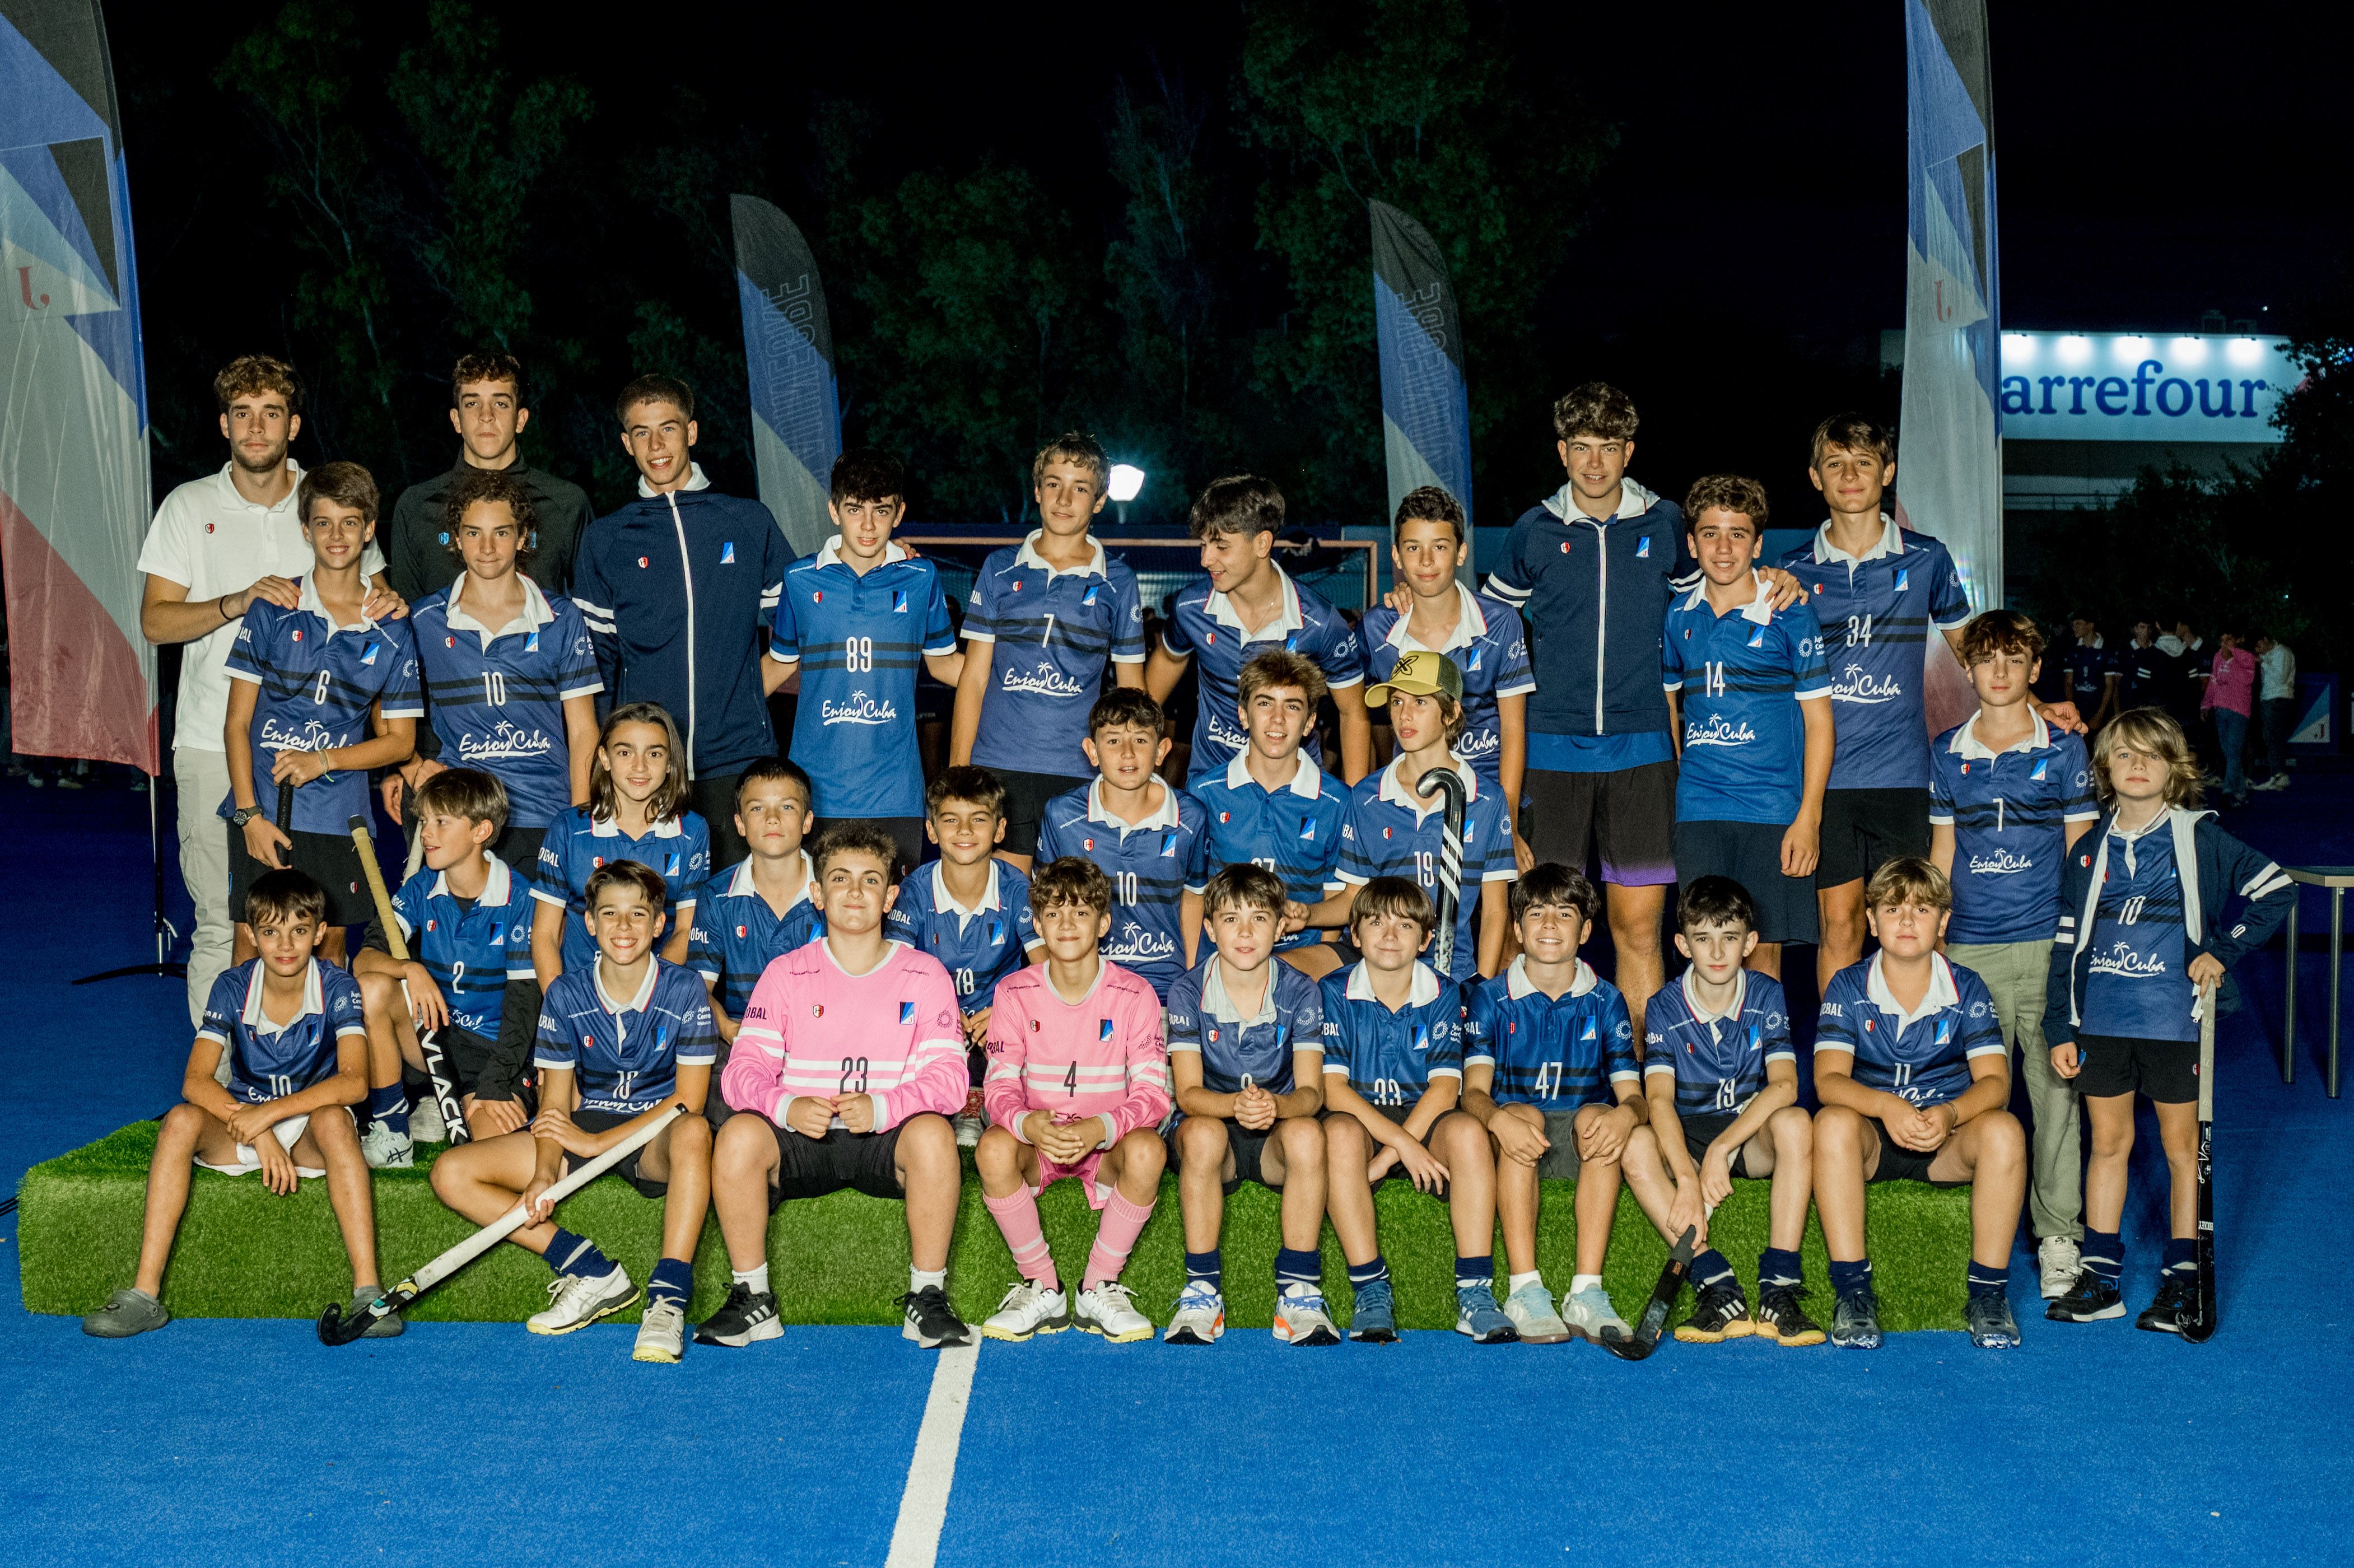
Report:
999,662,1086,698
1968,848,2035,876
822,691,899,726
258,715,339,753
2087,942,2167,979
1831,664,1904,704
1102,927,1179,963
1456,727,1500,758
1684,714,1759,748
459,719,554,762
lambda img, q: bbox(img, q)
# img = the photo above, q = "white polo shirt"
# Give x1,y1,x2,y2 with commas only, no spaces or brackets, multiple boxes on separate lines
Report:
136,461,386,753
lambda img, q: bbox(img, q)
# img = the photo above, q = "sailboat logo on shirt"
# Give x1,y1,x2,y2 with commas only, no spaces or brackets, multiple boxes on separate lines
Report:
2031,758,2049,781
988,920,1004,945
1581,1019,1597,1041
1935,1018,1954,1045
665,854,682,876
526,631,540,653
1412,1025,1430,1053
1894,568,1909,592
889,589,908,614
1160,834,1180,857
1467,649,1481,671
1082,585,1099,606
721,542,736,564
900,1002,917,1024
1100,1019,1117,1040
360,642,380,665
1746,627,1765,650
1636,537,1651,558
1300,820,1316,841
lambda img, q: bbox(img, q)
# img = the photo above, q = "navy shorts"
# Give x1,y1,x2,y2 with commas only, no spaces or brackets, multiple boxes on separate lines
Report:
2073,1033,2199,1104
1817,787,1932,890
562,1108,672,1200
1867,1116,1964,1186
1674,818,1819,945
761,1116,916,1207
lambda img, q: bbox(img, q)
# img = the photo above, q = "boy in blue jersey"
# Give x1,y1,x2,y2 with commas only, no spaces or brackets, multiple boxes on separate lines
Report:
1813,858,2026,1350
403,468,603,878
433,860,718,1363
1664,475,1834,978
953,432,1149,869
1164,865,1336,1347
2044,710,2292,1331
1334,651,1517,981
530,702,708,984
762,450,964,876
1361,487,1534,827
84,871,389,1339
2063,615,2121,736
1035,690,1209,999
689,759,825,1125
1148,474,1371,785
1929,610,2101,1298
1462,865,1647,1346
221,462,423,965
1187,650,1353,979
1620,877,1823,1347
353,769,539,1163
1320,878,1513,1343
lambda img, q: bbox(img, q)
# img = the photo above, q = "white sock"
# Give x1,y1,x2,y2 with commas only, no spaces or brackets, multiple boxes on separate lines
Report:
1572,1273,1603,1295
733,1263,771,1296
910,1267,947,1294
1508,1271,1544,1294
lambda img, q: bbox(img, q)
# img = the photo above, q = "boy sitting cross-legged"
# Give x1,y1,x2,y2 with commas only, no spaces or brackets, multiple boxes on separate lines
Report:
974,857,1171,1343
1813,857,2026,1351
1461,864,1647,1346
1620,876,1823,1347
1320,876,1513,1343
688,758,825,1126
1164,865,1337,1347
697,824,974,1350
430,859,718,1362
85,870,390,1339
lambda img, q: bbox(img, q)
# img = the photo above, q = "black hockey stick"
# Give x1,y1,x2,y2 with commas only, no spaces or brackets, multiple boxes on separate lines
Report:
2182,994,2218,1342
1416,765,1468,976
319,1101,687,1343
274,776,294,837
1601,1225,1697,1361
349,813,469,1145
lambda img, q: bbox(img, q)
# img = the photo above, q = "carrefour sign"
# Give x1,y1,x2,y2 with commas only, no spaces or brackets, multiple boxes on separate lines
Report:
1999,332,2296,443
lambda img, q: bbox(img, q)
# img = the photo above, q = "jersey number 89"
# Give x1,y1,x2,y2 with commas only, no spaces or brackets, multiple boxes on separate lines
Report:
843,637,873,672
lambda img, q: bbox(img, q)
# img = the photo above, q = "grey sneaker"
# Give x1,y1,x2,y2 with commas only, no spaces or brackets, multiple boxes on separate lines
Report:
361,1122,414,1169
2038,1235,2082,1300
1501,1282,1571,1343
1560,1283,1631,1345
82,1287,169,1338
527,1264,637,1335
352,1287,404,1338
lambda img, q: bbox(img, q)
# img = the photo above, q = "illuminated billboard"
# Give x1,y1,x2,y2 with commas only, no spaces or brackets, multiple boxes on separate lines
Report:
1998,332,2296,443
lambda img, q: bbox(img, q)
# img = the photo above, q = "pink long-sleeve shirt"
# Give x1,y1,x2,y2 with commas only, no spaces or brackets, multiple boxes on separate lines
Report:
724,938,968,1131
982,960,1171,1152
2202,646,2255,717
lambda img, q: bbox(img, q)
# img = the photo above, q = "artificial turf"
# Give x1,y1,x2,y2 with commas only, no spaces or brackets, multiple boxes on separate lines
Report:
19,1123,1978,1331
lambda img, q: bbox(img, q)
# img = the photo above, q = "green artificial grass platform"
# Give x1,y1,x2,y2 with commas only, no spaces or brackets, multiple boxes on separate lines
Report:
20,1123,1980,1332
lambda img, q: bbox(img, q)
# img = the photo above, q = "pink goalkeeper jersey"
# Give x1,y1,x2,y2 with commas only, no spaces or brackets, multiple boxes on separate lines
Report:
983,960,1171,1152
724,937,968,1131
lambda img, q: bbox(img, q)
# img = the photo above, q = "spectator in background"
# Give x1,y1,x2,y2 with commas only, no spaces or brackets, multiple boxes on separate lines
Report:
2199,628,2257,808
2119,621,2162,712
2254,633,2299,791
2155,617,2204,755
2064,614,2120,736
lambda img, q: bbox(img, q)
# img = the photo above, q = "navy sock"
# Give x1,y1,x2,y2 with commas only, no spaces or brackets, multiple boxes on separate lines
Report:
1966,1262,2010,1300
1348,1256,1390,1289
1758,1247,1804,1291
1691,1248,1735,1291
546,1229,613,1280
1454,1254,1493,1292
648,1257,693,1308
2082,1229,2123,1284
1185,1249,1223,1291
365,1084,409,1136
1829,1258,1873,1298
2162,1236,2198,1273
1274,1248,1321,1292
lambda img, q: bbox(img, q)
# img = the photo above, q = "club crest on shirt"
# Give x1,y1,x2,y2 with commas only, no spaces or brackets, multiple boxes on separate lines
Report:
1219,811,1230,824
736,924,748,939
1082,585,1099,606
899,1001,916,1024
665,853,682,876
1300,820,1316,841
425,919,437,932
1581,1018,1597,1040
1894,567,1909,592
445,635,457,648
1160,833,1179,857
2031,758,2048,781
1467,649,1481,671
891,589,908,614
291,628,303,642
721,542,736,564
360,641,380,665
1099,1019,1116,1040
526,631,540,653
1935,1018,1954,1044
637,557,650,569
1746,626,1765,650
1636,536,1651,558
1412,1025,1429,1052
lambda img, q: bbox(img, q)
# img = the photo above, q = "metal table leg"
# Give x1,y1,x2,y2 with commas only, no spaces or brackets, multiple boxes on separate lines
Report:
2333,889,2344,1100
2284,893,2300,1084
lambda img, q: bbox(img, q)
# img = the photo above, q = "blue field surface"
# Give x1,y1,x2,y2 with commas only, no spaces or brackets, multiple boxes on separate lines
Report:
3,772,2350,1567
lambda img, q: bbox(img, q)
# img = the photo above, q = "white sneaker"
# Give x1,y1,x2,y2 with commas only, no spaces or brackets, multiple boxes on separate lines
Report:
1073,1280,1154,1342
953,1112,984,1149
409,1094,448,1143
527,1264,637,1334
980,1278,1070,1341
632,1298,687,1362
1272,1284,1341,1346
1560,1283,1630,1345
2039,1235,2083,1300
2256,774,2290,792
361,1123,414,1169
1164,1282,1224,1345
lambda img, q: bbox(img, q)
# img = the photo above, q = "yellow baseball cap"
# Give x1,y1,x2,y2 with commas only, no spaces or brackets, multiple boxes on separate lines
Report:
1363,648,1465,708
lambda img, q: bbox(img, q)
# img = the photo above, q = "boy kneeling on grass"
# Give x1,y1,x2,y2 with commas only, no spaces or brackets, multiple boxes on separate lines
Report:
1620,876,1822,1347
1813,857,2025,1351
85,870,389,1339
431,860,717,1363
974,857,1171,1343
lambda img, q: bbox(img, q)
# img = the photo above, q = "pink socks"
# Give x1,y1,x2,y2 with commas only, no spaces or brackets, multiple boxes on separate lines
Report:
983,1187,1057,1289
1084,1188,1157,1291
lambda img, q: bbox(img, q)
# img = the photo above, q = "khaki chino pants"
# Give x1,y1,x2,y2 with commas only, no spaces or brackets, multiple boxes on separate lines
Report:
1948,937,2081,1242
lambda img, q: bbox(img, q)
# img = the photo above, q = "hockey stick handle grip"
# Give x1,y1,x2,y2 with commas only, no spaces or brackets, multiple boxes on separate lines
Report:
348,814,412,964
2198,984,2216,1122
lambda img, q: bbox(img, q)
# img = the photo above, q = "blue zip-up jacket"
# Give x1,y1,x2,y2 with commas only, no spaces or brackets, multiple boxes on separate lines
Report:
571,466,790,780
1484,478,1694,738
2043,806,2294,1043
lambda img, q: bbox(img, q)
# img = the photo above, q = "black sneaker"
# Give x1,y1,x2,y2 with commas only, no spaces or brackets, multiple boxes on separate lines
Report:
1673,1281,1755,1343
1754,1285,1826,1346
1830,1286,1882,1350
2136,1270,2196,1334
693,1282,783,1347
898,1285,972,1348
2047,1270,2126,1323
1966,1291,2021,1348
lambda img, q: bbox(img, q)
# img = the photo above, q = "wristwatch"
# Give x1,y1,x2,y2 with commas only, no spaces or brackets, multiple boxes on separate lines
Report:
231,805,263,827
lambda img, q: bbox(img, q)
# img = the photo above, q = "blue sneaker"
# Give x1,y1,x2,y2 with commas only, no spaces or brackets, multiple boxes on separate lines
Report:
1348,1277,1399,1343
1455,1285,1519,1343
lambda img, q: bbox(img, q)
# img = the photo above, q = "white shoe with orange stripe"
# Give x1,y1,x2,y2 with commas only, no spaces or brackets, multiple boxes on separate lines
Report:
1164,1281,1225,1345
1273,1284,1340,1347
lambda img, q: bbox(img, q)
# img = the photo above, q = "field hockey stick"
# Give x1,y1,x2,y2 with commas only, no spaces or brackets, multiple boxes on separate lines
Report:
349,813,469,1146
1416,765,1468,976
2183,988,2218,1343
318,1100,688,1345
1602,1225,1696,1362
275,776,294,836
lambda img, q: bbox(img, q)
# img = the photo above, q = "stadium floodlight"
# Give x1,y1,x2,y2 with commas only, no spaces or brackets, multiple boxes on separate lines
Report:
1107,463,1146,524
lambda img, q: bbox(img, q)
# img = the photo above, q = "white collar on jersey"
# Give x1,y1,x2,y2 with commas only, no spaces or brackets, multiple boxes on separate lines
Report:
814,535,911,571
1376,754,1480,819
818,935,908,980
1679,965,1747,1026
1539,475,1659,526
1011,529,1110,581
1864,950,1958,1030
1345,959,1442,1008
1200,954,1281,1027
722,851,815,911
241,956,327,1033
588,811,686,841
428,851,518,909
592,957,660,1016
930,857,1004,920
1086,776,1182,832
1949,707,2054,759
1810,513,1903,565
1204,560,1304,641
1677,570,1775,626
1223,746,1323,800
636,462,712,498
1504,954,1598,1001
1382,583,1489,654
294,572,379,640
444,572,555,641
